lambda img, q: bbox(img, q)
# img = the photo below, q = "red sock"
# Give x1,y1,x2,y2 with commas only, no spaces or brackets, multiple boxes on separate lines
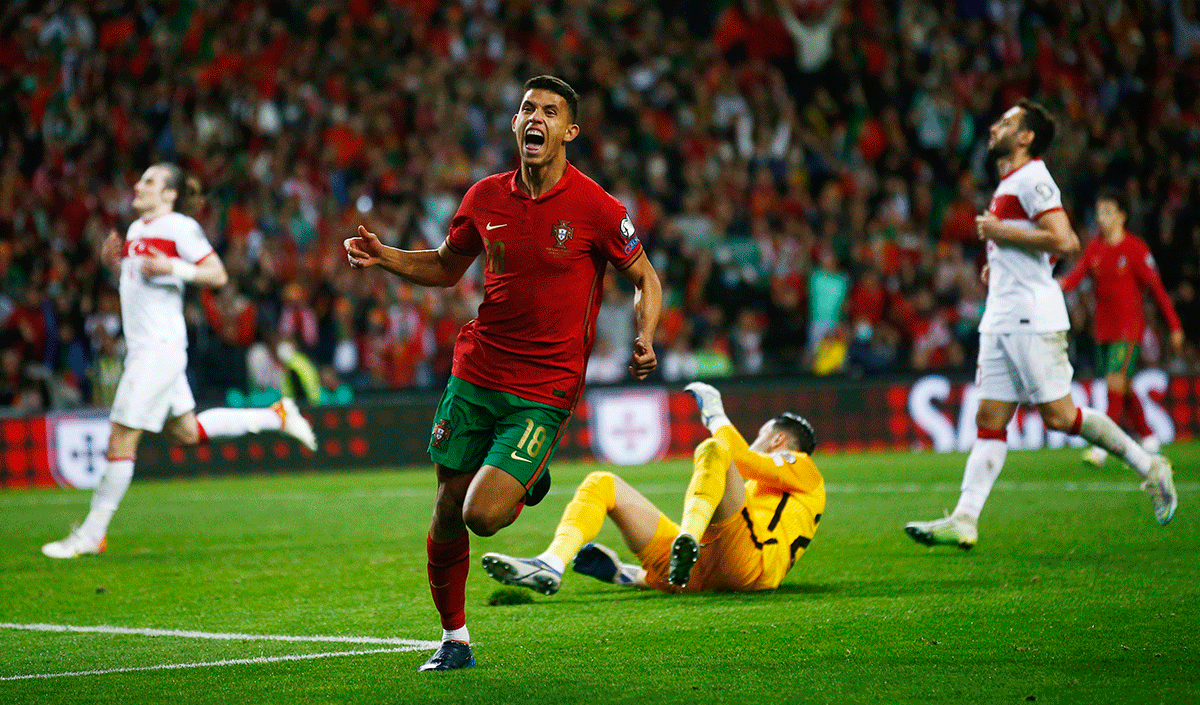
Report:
510,497,526,524
1124,390,1153,438
427,533,470,630
1106,389,1125,428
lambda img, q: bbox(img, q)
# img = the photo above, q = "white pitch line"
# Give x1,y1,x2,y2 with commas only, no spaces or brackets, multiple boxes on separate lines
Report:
0,646,413,681
0,622,440,648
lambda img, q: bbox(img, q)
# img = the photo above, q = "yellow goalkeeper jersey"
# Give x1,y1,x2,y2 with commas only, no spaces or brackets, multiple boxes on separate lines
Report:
714,423,825,590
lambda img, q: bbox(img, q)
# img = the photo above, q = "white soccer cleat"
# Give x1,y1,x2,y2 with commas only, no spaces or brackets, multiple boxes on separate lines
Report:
1141,455,1177,526
481,552,562,595
1081,446,1108,467
905,514,977,551
275,397,317,452
41,528,107,559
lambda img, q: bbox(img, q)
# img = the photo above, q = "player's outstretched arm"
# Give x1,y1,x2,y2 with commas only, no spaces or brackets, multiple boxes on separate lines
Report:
620,252,661,380
1132,246,1185,348
345,225,475,288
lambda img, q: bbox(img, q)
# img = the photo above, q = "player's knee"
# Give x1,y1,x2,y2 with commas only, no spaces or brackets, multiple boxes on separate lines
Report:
1042,408,1077,433
581,470,615,490
462,497,510,537
164,426,201,446
462,507,504,537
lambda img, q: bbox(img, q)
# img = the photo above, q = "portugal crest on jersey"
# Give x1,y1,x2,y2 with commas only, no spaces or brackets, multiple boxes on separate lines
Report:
553,220,574,249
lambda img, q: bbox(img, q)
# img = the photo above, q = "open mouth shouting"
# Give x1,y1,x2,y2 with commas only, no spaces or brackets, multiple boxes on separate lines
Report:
523,127,547,156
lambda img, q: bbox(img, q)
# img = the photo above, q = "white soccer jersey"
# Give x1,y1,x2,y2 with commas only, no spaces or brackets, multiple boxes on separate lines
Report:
118,211,214,351
977,158,1070,334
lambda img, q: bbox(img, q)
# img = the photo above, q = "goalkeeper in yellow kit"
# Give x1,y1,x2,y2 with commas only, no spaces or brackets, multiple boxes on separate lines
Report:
482,382,824,594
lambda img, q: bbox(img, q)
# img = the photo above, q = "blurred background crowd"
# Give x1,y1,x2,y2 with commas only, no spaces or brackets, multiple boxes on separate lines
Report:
2,0,1199,416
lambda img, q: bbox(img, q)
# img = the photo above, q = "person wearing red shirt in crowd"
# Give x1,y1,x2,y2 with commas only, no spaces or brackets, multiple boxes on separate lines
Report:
344,76,662,672
1058,187,1184,466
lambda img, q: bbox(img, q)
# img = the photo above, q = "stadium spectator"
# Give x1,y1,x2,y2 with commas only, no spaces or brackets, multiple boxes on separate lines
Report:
480,381,822,594
0,0,1196,409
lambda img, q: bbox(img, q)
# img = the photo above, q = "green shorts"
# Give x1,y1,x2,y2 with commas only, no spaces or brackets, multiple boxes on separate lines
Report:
428,375,571,498
1096,341,1140,378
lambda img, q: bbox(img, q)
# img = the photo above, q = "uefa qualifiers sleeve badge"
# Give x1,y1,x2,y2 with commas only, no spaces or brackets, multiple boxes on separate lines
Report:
431,419,452,449
620,215,640,255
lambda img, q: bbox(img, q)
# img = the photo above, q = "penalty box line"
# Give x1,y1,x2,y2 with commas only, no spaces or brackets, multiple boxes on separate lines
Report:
0,623,441,681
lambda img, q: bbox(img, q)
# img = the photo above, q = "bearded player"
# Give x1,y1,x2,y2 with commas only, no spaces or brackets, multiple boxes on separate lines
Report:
344,76,662,671
42,164,316,559
1058,187,1184,466
904,100,1177,552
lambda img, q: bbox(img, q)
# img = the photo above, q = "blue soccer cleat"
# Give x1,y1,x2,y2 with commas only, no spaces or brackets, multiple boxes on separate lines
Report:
573,543,643,586
418,640,476,672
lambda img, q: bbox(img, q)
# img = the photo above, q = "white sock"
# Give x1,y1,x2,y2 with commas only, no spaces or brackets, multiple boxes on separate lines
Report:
952,439,1008,521
442,626,469,644
1078,407,1152,477
535,552,566,575
195,407,283,438
79,458,135,541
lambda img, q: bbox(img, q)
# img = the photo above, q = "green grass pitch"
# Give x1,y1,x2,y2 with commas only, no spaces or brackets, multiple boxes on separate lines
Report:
2,443,1198,704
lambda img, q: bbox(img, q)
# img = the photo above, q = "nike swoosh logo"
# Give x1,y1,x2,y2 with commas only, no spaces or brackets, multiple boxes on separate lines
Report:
486,222,507,230
510,451,532,463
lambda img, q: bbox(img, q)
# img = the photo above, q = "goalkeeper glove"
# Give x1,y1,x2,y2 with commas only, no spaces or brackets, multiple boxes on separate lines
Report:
684,382,731,433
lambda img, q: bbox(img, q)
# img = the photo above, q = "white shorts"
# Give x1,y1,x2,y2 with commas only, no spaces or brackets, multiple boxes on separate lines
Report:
975,331,1073,405
110,346,195,433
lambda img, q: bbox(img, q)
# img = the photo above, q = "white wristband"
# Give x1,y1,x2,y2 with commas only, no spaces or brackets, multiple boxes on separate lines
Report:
171,260,199,281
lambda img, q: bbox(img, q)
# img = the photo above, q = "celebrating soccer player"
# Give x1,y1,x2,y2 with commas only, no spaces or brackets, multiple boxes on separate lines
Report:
1058,187,1185,466
41,164,317,559
344,76,662,671
904,100,1177,551
481,382,823,595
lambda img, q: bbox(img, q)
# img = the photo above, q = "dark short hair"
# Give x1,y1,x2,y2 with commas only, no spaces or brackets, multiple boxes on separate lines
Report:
773,412,816,455
524,75,578,123
156,162,204,216
1095,186,1128,217
1017,99,1055,158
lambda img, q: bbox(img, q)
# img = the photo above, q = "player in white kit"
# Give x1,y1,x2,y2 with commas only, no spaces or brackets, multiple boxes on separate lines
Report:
904,100,1177,550
41,164,317,559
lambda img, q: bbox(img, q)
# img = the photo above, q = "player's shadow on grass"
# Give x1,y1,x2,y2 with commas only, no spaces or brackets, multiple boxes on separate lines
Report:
550,583,840,604
767,583,837,595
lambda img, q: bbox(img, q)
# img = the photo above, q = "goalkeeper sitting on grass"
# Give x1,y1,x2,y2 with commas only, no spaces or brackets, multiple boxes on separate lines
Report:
482,382,825,594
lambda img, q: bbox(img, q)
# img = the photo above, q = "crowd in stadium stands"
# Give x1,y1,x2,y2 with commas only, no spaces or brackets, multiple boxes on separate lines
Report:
2,0,1199,416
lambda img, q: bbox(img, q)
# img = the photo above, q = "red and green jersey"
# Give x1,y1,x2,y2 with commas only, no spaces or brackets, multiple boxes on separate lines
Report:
444,164,642,409
1059,231,1181,343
